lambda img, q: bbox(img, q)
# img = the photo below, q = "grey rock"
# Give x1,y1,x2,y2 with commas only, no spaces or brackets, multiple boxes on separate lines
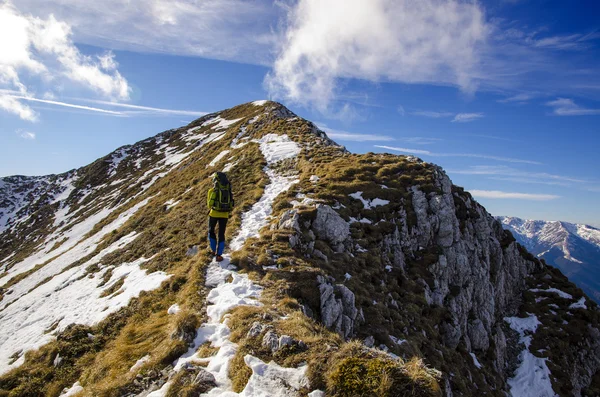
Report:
468,319,490,351
278,335,295,349
186,245,199,257
278,209,300,232
262,330,279,353
193,368,217,393
364,336,375,348
247,321,264,338
312,204,349,245
313,249,328,261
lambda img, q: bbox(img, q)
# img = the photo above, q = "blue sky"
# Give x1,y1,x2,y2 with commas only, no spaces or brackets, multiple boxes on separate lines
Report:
1,0,599,226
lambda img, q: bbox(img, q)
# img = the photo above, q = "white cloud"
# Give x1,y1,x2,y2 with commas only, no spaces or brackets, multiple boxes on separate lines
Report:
265,0,487,110
16,129,35,140
452,113,484,123
0,95,38,121
397,105,405,116
97,51,118,71
546,98,600,116
470,190,560,201
375,146,541,165
0,2,131,120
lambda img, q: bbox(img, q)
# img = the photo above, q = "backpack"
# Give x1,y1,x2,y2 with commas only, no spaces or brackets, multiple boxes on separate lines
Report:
211,172,233,211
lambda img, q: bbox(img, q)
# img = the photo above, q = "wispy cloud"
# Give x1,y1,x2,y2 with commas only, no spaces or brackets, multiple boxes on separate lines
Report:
497,92,537,104
377,146,431,155
16,129,35,140
531,32,600,51
12,96,124,115
399,137,442,145
410,110,484,123
397,105,405,116
546,98,600,116
411,111,455,118
317,124,394,142
470,190,560,201
488,177,569,187
452,113,484,123
78,99,208,117
5,95,207,118
448,165,585,183
375,146,541,165
462,133,520,142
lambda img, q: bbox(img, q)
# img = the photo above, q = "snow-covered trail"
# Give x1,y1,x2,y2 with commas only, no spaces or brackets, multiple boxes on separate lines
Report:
147,135,311,396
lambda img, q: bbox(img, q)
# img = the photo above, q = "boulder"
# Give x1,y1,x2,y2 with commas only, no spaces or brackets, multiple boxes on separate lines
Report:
312,205,349,246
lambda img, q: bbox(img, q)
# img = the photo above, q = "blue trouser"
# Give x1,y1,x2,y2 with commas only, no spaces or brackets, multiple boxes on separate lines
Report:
208,216,227,255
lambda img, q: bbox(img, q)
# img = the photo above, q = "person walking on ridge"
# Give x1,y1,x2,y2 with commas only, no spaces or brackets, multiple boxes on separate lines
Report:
207,172,234,262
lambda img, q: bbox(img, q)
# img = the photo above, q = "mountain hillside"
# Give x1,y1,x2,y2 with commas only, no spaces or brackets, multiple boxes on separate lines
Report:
498,216,600,303
1,101,600,397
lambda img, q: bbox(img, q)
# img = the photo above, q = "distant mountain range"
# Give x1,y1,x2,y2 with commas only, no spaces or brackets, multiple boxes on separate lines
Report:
498,216,600,302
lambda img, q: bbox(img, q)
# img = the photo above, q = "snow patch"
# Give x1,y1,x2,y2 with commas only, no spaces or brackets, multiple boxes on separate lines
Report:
0,253,169,375
569,297,587,309
167,304,181,315
530,288,573,300
505,314,556,397
203,116,243,131
254,134,301,164
229,168,298,251
60,381,83,396
470,353,482,369
164,199,180,210
130,355,151,372
349,191,389,209
208,150,231,168
252,100,268,106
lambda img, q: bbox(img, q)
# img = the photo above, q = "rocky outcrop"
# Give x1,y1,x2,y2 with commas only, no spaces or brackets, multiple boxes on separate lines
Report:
317,275,362,339
312,204,350,250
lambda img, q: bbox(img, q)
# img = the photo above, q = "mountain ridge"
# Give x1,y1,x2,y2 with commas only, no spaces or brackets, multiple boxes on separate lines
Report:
1,100,600,396
498,215,600,303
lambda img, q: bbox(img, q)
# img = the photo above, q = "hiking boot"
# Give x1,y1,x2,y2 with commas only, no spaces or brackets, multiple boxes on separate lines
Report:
212,251,217,257
216,255,224,262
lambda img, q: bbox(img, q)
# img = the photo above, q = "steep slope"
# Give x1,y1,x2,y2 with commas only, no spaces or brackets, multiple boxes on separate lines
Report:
0,101,599,397
498,216,600,303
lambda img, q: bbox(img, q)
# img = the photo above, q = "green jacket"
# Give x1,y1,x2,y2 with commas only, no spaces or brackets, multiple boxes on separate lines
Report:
207,187,231,218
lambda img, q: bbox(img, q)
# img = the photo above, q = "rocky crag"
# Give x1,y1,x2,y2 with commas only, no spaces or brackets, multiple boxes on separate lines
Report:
1,101,599,396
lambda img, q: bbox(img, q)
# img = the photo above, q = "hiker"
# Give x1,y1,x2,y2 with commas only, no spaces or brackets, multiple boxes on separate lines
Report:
207,171,234,262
